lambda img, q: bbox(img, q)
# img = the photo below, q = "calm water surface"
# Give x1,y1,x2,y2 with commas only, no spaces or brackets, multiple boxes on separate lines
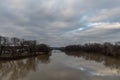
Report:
0,50,120,80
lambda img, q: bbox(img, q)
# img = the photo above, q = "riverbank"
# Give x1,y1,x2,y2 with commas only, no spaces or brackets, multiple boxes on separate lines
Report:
0,52,51,60
62,42,120,58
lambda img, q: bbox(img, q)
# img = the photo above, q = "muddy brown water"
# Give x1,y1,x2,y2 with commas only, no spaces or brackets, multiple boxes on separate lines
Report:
0,50,120,80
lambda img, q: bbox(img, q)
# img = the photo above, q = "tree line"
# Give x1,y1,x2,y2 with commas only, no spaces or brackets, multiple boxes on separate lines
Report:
63,42,120,57
0,36,51,56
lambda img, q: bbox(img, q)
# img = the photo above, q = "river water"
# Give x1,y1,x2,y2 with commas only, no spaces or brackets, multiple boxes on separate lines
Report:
0,50,120,80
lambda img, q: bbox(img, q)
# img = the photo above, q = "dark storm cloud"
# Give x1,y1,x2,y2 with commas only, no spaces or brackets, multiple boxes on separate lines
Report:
0,0,120,46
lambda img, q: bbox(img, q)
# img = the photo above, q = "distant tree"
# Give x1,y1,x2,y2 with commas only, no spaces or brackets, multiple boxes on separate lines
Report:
115,42,120,46
0,36,3,55
37,44,50,52
11,37,20,46
0,36,3,46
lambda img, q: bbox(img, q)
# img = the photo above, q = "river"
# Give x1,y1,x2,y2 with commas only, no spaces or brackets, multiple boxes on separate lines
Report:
0,50,120,80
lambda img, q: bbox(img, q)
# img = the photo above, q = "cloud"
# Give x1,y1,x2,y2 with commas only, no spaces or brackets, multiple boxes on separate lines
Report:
88,7,120,22
63,22,120,45
0,0,120,46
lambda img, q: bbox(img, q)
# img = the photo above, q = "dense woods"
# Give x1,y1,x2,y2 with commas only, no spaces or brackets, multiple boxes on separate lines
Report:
64,42,120,57
0,36,51,58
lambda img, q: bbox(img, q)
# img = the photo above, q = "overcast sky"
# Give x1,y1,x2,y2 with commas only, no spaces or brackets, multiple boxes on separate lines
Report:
0,0,120,46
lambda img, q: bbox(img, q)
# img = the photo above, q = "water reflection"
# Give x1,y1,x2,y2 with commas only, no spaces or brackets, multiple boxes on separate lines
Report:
64,51,120,72
0,52,51,80
0,51,120,80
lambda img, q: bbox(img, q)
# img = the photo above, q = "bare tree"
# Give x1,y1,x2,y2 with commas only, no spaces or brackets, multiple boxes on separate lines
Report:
11,37,20,46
